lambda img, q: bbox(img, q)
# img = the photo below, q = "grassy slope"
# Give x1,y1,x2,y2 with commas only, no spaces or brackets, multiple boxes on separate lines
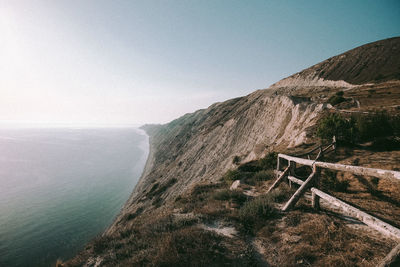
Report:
63,81,400,267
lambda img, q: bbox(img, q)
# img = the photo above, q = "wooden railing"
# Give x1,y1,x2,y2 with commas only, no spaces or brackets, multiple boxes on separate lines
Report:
268,148,400,265
268,152,400,240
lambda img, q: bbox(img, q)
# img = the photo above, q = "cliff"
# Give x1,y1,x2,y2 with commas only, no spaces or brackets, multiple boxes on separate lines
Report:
66,37,400,266
110,92,328,225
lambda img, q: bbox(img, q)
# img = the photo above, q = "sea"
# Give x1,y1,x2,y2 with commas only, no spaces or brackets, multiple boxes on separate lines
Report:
0,127,149,267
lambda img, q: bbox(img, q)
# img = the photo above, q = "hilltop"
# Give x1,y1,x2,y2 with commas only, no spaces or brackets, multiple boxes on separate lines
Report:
65,37,400,266
271,37,400,88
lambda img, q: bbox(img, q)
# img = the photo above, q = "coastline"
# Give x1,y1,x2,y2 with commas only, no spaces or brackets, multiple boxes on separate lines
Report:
105,126,155,235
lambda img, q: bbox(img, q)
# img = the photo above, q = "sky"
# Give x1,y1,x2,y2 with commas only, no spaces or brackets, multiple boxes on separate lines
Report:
0,0,399,126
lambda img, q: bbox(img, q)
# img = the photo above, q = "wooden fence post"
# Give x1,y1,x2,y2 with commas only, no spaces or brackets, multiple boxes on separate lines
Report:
312,166,321,210
333,136,337,152
288,161,296,188
378,243,400,267
268,165,290,193
276,156,281,178
282,167,317,211
312,192,320,210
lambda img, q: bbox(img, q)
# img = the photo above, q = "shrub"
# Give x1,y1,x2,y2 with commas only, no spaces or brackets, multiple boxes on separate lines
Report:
148,178,178,199
92,236,112,254
238,163,262,172
230,190,248,205
232,155,240,165
335,91,344,97
124,207,144,221
191,183,221,197
316,113,355,142
269,184,291,202
213,189,231,201
328,91,345,105
258,152,278,170
213,189,247,205
252,170,275,181
239,194,276,229
317,111,399,145
374,74,385,81
354,111,393,141
223,170,241,185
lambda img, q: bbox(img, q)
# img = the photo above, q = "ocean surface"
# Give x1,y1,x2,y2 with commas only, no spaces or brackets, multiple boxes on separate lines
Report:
0,127,149,267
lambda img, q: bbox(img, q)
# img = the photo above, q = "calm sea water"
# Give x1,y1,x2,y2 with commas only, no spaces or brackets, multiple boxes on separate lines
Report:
0,127,148,267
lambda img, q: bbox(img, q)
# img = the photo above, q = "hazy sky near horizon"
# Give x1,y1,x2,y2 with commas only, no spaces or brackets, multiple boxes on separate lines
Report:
1,1,399,125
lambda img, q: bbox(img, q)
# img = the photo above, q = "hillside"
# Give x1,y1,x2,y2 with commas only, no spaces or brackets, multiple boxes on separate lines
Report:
271,37,400,88
64,37,400,266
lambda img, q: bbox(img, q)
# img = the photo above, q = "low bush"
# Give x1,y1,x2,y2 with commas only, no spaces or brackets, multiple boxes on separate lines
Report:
213,189,231,201
239,194,276,230
316,113,356,142
191,183,221,198
92,236,112,254
230,190,248,205
232,155,240,165
252,169,274,181
258,152,278,170
269,184,291,202
238,164,262,172
328,91,345,106
222,170,241,185
317,112,400,145
147,178,177,199
354,111,393,141
213,189,247,205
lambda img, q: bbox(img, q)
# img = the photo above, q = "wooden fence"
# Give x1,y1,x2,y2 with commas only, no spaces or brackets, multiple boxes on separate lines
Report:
267,143,400,265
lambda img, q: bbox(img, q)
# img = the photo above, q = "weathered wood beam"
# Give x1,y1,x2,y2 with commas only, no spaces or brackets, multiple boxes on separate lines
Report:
285,174,304,185
285,175,400,240
282,169,317,211
312,191,320,210
322,143,334,153
278,154,400,181
312,188,400,240
314,147,322,161
268,166,290,193
378,243,400,267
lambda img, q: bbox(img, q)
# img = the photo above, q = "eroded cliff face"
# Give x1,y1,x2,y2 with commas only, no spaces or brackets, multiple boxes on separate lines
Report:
105,37,400,236
107,89,330,234
67,37,400,266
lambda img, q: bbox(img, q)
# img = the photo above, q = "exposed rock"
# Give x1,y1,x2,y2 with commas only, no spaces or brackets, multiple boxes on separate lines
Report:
230,180,241,190
200,221,238,238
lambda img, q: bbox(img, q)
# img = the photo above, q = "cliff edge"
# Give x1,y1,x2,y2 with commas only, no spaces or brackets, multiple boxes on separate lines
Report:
65,37,400,267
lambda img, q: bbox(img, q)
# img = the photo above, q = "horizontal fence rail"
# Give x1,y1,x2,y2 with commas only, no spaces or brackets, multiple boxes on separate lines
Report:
278,153,400,181
277,171,400,240
270,142,400,264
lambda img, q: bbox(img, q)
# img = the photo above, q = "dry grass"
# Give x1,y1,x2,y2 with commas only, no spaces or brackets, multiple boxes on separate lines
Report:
258,211,396,266
65,147,400,267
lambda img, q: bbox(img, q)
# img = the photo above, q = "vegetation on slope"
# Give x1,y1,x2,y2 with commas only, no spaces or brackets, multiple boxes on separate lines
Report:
317,111,400,150
64,151,396,267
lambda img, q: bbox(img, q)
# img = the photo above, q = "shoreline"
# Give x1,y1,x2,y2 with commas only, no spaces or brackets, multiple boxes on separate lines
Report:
105,127,155,235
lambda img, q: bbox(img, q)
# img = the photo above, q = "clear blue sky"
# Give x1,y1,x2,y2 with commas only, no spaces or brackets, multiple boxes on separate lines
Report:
1,0,399,125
